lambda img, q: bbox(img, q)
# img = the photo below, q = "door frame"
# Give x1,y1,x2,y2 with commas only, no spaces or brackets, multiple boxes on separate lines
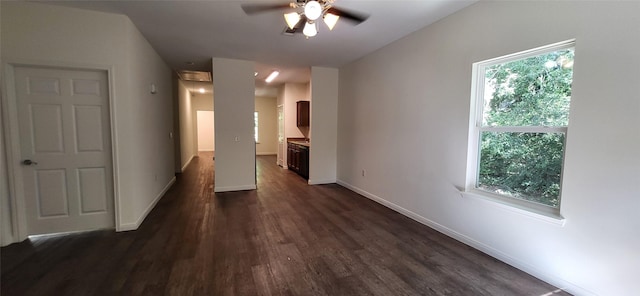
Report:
1,60,120,243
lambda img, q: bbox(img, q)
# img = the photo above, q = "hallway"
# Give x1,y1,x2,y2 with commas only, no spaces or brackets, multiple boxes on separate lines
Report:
1,153,570,295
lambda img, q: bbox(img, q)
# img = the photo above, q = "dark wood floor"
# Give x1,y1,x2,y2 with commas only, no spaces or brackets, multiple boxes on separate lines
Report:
1,152,571,296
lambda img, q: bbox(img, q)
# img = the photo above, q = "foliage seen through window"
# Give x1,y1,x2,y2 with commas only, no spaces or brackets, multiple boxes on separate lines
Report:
477,47,574,208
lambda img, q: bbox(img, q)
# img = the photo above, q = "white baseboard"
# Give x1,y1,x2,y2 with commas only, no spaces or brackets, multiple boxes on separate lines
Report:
181,155,195,172
308,178,336,185
335,179,595,296
118,224,137,233
256,152,277,156
119,176,176,232
214,184,257,192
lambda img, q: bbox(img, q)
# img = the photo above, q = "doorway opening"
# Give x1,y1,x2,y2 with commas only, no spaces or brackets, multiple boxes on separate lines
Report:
254,64,311,186
196,110,215,157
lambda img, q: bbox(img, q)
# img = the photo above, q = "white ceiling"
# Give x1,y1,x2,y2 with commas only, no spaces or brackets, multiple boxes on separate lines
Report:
44,0,476,87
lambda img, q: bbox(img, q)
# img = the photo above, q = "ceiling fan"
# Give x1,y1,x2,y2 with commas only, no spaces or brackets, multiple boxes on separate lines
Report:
241,0,369,38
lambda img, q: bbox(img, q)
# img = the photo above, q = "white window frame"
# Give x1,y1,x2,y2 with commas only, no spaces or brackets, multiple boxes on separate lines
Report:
254,111,259,143
465,40,575,221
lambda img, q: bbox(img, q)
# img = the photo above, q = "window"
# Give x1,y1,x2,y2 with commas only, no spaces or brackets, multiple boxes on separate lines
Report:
254,111,259,143
467,40,575,214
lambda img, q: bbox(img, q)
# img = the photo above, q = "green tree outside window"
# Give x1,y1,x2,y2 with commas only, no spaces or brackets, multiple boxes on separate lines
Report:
477,48,574,208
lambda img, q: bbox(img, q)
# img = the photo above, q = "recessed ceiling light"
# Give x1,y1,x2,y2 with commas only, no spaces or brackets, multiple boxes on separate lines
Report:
265,70,279,83
254,72,258,77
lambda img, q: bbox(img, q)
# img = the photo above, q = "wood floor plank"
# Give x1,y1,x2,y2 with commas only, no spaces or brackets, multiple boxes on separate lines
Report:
1,153,572,296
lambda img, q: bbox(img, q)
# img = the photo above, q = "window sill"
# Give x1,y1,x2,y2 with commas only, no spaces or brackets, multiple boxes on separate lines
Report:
461,189,566,226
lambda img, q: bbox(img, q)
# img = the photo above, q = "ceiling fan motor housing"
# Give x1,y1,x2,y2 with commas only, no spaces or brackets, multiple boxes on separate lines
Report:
304,1,323,20
241,0,367,37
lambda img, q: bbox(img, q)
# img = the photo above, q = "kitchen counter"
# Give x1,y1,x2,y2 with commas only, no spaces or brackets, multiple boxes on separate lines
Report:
288,140,310,147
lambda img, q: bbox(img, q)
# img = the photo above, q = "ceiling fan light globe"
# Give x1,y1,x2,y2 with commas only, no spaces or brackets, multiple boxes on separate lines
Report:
323,13,339,30
284,12,300,29
304,1,322,21
303,22,317,37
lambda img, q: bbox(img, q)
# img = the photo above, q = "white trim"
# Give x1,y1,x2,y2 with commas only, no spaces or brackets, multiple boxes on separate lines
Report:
181,154,196,172
27,229,104,239
480,39,576,67
479,126,567,133
336,179,594,296
118,225,137,232
461,190,565,226
198,149,215,152
308,179,336,185
1,63,26,243
214,184,257,192
1,59,121,242
256,152,277,156
119,176,175,231
106,66,121,232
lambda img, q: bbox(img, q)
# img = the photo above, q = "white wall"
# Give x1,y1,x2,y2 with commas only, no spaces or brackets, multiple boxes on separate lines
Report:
212,58,256,192
309,67,338,185
192,94,214,110
178,80,196,171
196,111,214,151
255,96,277,155
172,75,182,173
337,1,640,295
124,21,175,230
1,2,175,238
276,85,285,107
284,82,310,139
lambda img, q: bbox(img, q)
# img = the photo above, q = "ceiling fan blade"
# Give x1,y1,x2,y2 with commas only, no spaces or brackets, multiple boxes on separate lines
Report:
241,3,291,15
294,15,307,31
326,6,369,24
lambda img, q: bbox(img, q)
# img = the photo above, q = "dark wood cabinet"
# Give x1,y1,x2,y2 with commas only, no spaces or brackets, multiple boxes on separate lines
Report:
287,143,297,171
296,101,310,127
298,145,309,178
287,141,309,179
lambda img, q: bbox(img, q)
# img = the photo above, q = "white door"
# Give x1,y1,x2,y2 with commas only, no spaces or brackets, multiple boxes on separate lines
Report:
277,105,284,166
15,66,114,235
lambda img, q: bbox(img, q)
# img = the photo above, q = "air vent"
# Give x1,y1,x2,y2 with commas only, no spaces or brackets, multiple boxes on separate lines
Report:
283,27,296,36
177,70,212,82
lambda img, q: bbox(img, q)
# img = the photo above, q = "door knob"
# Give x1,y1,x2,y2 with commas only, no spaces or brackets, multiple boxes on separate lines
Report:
22,159,38,165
